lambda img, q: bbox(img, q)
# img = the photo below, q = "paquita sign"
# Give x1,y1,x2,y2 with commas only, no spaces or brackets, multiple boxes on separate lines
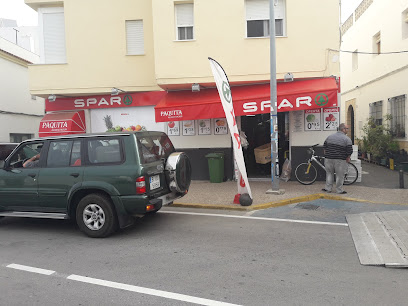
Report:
41,121,68,129
39,111,86,137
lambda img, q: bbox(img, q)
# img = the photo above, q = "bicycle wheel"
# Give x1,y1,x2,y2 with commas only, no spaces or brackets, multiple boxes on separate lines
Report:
295,163,318,185
343,162,358,185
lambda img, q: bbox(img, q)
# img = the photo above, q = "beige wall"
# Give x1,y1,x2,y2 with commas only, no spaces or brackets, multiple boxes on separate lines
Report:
27,0,160,96
152,0,340,87
340,0,408,144
27,0,340,96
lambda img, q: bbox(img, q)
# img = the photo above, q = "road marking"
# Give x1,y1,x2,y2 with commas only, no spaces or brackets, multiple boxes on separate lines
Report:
7,263,55,275
4,263,240,305
67,275,240,306
160,211,348,226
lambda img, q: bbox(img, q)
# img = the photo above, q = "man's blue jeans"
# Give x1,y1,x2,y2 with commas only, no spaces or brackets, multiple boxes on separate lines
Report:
324,158,347,193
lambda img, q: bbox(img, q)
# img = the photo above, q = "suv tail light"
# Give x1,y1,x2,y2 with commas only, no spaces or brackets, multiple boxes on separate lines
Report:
136,176,146,194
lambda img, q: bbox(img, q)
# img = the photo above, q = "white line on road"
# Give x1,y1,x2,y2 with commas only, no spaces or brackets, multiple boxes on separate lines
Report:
4,263,241,305
7,263,55,275
67,274,241,306
160,211,348,226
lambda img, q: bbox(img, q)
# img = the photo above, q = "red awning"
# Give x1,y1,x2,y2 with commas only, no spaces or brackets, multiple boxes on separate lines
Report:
39,111,86,137
155,77,339,122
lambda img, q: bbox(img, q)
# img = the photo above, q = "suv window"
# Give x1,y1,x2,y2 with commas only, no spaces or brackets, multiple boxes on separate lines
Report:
137,132,175,163
87,138,122,164
47,140,81,167
0,143,17,160
8,142,44,168
70,141,82,166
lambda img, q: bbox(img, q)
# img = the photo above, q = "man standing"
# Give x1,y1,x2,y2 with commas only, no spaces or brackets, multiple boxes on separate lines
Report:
322,123,353,194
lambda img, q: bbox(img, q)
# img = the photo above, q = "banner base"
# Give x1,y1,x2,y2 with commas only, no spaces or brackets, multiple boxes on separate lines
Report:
233,194,241,204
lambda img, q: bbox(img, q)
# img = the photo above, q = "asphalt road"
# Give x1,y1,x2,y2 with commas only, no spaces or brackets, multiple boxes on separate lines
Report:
1,206,407,306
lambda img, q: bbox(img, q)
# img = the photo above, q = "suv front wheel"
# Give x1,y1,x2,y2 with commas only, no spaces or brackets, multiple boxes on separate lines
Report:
76,193,118,238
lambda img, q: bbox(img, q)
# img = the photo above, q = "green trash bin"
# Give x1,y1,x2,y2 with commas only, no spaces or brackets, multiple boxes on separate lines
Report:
205,152,224,183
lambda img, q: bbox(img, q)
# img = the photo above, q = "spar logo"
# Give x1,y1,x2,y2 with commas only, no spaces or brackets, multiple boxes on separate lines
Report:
161,110,183,118
222,81,232,103
123,95,133,106
42,121,68,129
315,93,329,107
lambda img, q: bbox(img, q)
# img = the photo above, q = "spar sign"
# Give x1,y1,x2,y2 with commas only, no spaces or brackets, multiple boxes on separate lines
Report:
208,58,252,204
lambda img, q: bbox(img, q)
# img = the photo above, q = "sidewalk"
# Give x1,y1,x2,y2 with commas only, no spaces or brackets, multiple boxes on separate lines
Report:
174,161,408,211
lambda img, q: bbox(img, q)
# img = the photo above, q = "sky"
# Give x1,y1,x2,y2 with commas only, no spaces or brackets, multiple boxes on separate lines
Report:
0,0,362,27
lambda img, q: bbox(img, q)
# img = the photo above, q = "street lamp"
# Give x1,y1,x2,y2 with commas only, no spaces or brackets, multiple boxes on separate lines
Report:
267,0,285,195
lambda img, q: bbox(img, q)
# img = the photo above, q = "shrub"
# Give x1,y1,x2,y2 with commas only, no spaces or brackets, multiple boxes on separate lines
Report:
357,115,399,160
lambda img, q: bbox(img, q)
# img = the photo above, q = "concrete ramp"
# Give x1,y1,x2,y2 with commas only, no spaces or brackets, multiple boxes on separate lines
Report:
346,211,408,267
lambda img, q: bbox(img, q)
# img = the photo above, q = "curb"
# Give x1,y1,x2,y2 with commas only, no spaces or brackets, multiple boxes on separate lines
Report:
172,193,408,211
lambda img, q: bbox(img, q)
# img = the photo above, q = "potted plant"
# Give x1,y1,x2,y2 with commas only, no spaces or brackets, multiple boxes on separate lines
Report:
360,115,399,166
357,137,368,159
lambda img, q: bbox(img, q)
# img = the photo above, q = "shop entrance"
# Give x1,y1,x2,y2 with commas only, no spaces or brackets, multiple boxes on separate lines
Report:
241,112,289,178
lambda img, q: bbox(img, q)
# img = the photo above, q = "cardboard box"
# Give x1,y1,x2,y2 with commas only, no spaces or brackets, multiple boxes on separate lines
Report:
254,143,271,164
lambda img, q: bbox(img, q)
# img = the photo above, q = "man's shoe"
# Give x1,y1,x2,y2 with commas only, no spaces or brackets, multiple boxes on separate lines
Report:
322,189,331,192
338,191,347,194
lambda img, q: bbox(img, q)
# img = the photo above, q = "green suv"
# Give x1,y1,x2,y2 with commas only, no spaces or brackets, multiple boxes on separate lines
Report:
0,132,192,238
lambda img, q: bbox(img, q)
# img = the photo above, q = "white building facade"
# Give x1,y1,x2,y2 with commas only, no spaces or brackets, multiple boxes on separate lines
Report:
340,0,408,151
0,36,44,142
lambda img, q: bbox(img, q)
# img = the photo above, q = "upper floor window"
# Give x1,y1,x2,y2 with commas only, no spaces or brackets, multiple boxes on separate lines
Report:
388,95,406,138
373,32,381,55
246,0,286,38
369,101,383,125
126,20,144,55
39,7,66,64
175,3,194,40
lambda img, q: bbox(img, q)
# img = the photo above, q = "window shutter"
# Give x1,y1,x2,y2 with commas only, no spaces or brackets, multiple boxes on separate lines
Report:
43,12,66,63
246,0,269,20
176,3,194,26
126,20,144,55
246,0,285,20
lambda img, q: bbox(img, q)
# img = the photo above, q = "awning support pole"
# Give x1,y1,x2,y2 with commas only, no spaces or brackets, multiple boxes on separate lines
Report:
267,0,285,195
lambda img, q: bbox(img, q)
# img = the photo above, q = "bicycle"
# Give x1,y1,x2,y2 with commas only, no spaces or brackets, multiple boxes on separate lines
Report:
294,144,359,185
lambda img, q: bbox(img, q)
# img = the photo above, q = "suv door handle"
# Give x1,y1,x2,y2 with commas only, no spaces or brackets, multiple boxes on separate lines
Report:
28,173,36,178
70,173,80,178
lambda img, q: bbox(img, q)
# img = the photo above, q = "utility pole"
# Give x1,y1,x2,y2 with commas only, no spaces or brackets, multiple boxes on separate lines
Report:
267,0,285,195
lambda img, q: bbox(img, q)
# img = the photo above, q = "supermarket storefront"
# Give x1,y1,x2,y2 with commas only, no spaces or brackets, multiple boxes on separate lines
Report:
39,77,340,180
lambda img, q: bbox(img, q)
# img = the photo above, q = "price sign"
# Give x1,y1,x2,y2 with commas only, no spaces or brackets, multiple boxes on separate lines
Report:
167,121,180,136
214,118,228,135
182,120,195,136
198,119,211,135
323,108,339,131
304,109,321,131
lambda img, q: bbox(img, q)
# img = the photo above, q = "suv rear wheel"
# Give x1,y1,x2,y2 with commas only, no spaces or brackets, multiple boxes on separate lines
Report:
76,193,118,238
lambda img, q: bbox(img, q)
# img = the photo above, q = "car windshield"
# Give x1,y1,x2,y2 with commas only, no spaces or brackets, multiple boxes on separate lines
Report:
136,132,175,163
